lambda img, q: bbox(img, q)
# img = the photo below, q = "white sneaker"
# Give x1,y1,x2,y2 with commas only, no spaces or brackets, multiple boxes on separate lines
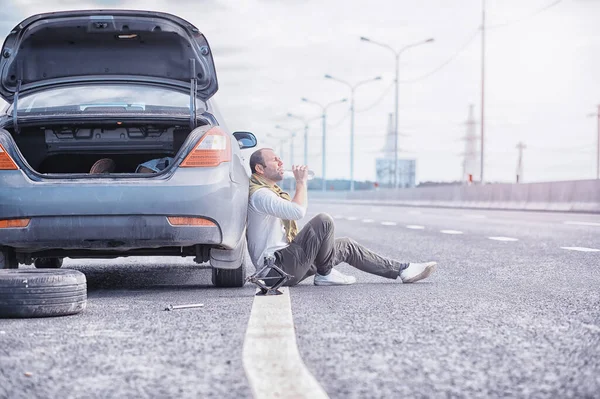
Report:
399,262,437,283
314,268,357,286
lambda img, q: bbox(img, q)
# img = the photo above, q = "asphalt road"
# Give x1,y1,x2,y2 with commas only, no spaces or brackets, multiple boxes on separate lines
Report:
1,202,599,398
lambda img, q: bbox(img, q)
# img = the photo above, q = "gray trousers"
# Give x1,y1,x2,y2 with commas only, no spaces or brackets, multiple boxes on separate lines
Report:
273,213,408,286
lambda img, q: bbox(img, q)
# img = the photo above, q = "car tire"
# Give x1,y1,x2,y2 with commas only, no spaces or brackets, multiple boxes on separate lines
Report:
0,248,18,269
212,261,246,288
34,257,64,269
0,269,87,318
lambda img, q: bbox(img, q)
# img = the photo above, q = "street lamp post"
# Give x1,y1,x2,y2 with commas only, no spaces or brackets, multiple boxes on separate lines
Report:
324,74,381,191
287,113,314,166
275,125,299,191
301,97,348,191
266,133,286,159
587,104,600,179
275,125,298,167
360,36,434,188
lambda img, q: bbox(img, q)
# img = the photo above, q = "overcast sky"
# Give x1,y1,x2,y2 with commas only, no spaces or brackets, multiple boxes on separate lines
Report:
1,0,599,183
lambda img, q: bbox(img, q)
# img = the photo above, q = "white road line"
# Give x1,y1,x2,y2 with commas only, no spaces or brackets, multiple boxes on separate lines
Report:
564,221,600,227
561,247,600,252
440,230,464,235
463,214,487,219
333,215,344,219
346,216,358,221
406,225,425,230
488,237,519,242
243,288,328,399
381,221,397,226
362,219,374,223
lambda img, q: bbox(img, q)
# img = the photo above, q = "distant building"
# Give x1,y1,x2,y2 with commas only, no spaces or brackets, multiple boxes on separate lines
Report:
376,158,416,188
376,113,416,188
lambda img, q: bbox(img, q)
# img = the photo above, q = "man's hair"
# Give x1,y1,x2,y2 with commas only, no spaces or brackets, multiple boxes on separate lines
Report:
250,148,269,174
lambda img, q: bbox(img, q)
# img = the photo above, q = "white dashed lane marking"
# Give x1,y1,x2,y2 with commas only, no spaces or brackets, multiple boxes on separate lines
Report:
362,219,374,223
381,222,397,226
561,247,600,252
463,214,487,219
406,225,425,230
488,237,519,242
346,217,358,221
243,288,329,399
440,230,464,235
563,221,600,227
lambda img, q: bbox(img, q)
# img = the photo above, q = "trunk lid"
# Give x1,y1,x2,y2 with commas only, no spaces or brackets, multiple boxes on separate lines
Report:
0,10,218,102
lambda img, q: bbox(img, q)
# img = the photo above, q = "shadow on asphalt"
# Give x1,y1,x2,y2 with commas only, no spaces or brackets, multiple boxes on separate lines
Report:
61,264,254,293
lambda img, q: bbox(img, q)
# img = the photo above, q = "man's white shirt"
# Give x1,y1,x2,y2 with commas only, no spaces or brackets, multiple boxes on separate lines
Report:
247,188,306,269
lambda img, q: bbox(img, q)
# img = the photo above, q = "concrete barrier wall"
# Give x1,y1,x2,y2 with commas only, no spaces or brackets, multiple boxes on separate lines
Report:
309,179,600,213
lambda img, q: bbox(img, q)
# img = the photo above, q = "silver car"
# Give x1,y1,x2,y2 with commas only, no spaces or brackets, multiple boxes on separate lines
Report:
0,10,257,287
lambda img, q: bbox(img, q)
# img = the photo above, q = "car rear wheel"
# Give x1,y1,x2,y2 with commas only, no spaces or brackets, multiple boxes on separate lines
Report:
0,269,87,318
34,257,64,269
0,248,18,269
212,262,246,288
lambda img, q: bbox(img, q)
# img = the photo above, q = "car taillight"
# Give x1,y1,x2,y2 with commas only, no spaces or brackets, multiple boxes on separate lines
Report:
0,218,30,228
167,217,216,226
0,144,18,170
180,127,231,168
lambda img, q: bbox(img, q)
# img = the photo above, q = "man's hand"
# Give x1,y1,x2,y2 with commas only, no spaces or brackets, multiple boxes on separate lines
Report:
291,165,308,209
292,165,309,185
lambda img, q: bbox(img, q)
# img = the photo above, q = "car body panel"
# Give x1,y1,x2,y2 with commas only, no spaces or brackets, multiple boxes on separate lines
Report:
0,10,218,102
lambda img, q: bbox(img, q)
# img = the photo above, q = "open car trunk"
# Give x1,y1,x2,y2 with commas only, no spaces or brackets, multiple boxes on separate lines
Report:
6,121,199,174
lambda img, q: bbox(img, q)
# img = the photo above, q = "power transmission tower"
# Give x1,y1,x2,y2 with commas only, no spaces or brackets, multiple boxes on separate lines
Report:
461,104,480,184
516,141,526,183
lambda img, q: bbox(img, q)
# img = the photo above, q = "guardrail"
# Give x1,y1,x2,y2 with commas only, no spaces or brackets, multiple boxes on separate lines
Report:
309,179,600,213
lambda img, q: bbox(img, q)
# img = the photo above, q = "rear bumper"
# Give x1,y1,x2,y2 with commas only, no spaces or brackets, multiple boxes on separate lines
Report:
0,167,248,253
0,215,221,251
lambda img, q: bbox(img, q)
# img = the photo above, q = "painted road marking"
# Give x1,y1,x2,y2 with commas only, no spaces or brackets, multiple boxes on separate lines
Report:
406,225,425,230
561,247,600,252
362,219,374,223
381,221,397,226
346,216,358,221
243,288,328,399
564,221,600,227
488,237,519,242
333,215,343,219
463,214,486,219
440,230,464,235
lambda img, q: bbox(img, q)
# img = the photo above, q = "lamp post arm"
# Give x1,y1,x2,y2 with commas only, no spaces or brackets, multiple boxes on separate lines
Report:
325,74,352,90
354,77,382,90
362,38,396,55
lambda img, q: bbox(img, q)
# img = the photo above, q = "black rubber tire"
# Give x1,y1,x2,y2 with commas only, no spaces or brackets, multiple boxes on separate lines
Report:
212,263,246,288
0,269,87,318
0,248,18,269
34,257,64,269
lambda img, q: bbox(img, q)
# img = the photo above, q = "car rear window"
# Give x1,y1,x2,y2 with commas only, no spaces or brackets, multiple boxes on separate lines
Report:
12,84,204,115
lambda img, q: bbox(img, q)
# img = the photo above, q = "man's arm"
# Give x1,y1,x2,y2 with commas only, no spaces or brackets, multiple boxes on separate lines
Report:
251,189,306,220
291,165,308,208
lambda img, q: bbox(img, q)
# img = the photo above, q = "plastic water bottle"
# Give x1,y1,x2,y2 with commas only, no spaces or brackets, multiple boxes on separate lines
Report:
283,169,315,180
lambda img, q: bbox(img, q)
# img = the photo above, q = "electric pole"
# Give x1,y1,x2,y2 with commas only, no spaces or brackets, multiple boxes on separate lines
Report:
586,104,600,179
480,0,486,185
462,104,480,184
596,105,600,179
516,141,526,183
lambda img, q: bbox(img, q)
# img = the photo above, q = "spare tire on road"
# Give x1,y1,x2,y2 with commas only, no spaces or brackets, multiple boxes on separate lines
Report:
0,269,87,318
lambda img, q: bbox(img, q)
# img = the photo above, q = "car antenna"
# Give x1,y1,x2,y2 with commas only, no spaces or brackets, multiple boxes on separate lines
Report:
13,61,23,135
189,59,197,130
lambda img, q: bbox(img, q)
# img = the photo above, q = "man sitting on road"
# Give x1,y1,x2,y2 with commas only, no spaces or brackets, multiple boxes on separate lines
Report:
246,148,437,286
